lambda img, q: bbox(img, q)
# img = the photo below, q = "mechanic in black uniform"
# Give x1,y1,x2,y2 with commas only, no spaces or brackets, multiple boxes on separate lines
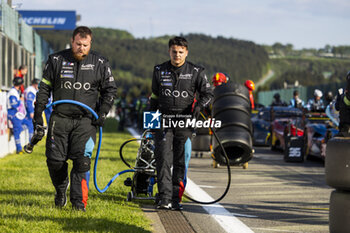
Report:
335,72,350,136
33,26,117,211
150,36,213,210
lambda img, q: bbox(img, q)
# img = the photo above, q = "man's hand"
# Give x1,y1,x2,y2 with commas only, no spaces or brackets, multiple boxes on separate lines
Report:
33,112,44,127
92,113,106,127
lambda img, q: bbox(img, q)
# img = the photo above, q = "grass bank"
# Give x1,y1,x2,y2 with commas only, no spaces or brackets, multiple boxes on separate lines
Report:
0,119,153,233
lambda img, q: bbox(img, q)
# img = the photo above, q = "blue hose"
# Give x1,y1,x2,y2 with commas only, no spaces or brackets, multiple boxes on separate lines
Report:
46,100,134,193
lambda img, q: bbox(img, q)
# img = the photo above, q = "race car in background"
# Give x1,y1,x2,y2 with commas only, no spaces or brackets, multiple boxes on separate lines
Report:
303,105,339,160
269,107,304,151
252,106,303,147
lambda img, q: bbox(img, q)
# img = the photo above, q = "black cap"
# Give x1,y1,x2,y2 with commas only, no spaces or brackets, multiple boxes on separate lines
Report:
13,77,24,86
273,93,280,99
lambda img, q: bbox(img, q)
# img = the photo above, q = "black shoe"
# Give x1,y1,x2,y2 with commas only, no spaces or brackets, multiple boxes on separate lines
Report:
54,192,67,208
72,204,86,212
54,182,69,208
157,200,172,210
171,202,183,211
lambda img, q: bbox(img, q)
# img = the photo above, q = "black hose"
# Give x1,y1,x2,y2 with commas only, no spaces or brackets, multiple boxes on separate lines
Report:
119,138,141,169
121,116,232,205
184,113,232,205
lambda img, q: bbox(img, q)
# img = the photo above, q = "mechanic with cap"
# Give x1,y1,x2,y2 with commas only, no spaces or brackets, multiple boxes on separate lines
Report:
306,89,325,112
33,26,117,211
7,77,34,154
335,72,350,136
289,90,305,109
150,36,213,210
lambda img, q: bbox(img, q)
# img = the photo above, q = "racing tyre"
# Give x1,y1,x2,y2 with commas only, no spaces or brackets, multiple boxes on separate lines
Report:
211,83,253,165
329,190,350,233
326,137,350,190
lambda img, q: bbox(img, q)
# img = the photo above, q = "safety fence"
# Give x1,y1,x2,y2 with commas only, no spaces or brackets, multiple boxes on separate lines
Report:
0,0,52,156
0,0,53,90
257,81,346,107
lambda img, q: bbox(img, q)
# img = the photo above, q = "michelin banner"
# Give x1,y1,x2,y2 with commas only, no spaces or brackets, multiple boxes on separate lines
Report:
18,10,76,30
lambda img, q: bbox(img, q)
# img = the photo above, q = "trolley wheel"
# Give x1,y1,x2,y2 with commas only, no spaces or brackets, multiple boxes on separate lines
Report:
242,162,248,169
212,160,219,168
127,192,133,202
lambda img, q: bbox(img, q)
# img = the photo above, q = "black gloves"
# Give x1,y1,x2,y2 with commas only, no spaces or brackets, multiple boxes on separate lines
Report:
92,113,107,127
33,111,44,128
93,103,110,127
193,105,201,120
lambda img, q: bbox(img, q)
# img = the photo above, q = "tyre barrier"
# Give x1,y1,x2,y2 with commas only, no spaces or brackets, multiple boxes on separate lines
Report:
211,83,253,165
325,137,350,190
326,137,350,233
329,190,350,233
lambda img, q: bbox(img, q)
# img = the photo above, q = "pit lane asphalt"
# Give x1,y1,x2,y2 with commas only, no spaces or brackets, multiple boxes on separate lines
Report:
182,147,331,233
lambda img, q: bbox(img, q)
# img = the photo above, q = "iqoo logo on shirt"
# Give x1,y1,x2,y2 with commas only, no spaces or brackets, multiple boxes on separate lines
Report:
162,89,189,98
61,81,91,90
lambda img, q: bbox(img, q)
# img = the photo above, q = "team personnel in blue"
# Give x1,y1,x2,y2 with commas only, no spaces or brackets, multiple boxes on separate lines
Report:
24,78,40,122
7,77,34,154
306,89,325,112
289,90,304,109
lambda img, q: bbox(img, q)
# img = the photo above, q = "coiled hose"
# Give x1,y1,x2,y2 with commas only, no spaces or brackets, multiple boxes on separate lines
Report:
47,100,134,193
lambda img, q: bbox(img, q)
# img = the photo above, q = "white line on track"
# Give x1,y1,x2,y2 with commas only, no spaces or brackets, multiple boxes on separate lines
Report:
127,127,255,233
186,178,256,233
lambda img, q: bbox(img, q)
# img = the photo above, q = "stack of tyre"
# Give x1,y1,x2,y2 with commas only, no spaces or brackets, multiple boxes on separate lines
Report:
326,137,350,232
211,82,253,165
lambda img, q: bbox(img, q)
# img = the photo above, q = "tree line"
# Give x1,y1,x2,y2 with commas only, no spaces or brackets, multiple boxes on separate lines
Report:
37,27,269,99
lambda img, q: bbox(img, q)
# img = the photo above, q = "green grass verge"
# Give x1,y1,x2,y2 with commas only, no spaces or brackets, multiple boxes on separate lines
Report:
0,119,154,233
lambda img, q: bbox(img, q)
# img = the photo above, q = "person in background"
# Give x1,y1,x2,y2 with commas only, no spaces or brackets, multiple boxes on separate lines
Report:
335,72,350,136
136,91,149,130
324,91,334,107
244,79,255,110
271,93,287,106
7,77,33,154
306,89,325,112
24,78,40,122
150,36,213,210
212,72,228,87
289,90,304,109
115,91,127,131
33,26,117,212
15,65,28,94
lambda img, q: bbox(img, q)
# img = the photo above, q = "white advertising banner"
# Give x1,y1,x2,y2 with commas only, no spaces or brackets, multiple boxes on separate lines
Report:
0,92,9,158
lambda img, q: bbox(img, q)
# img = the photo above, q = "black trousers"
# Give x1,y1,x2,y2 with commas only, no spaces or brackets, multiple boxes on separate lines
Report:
46,112,96,208
154,128,192,203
